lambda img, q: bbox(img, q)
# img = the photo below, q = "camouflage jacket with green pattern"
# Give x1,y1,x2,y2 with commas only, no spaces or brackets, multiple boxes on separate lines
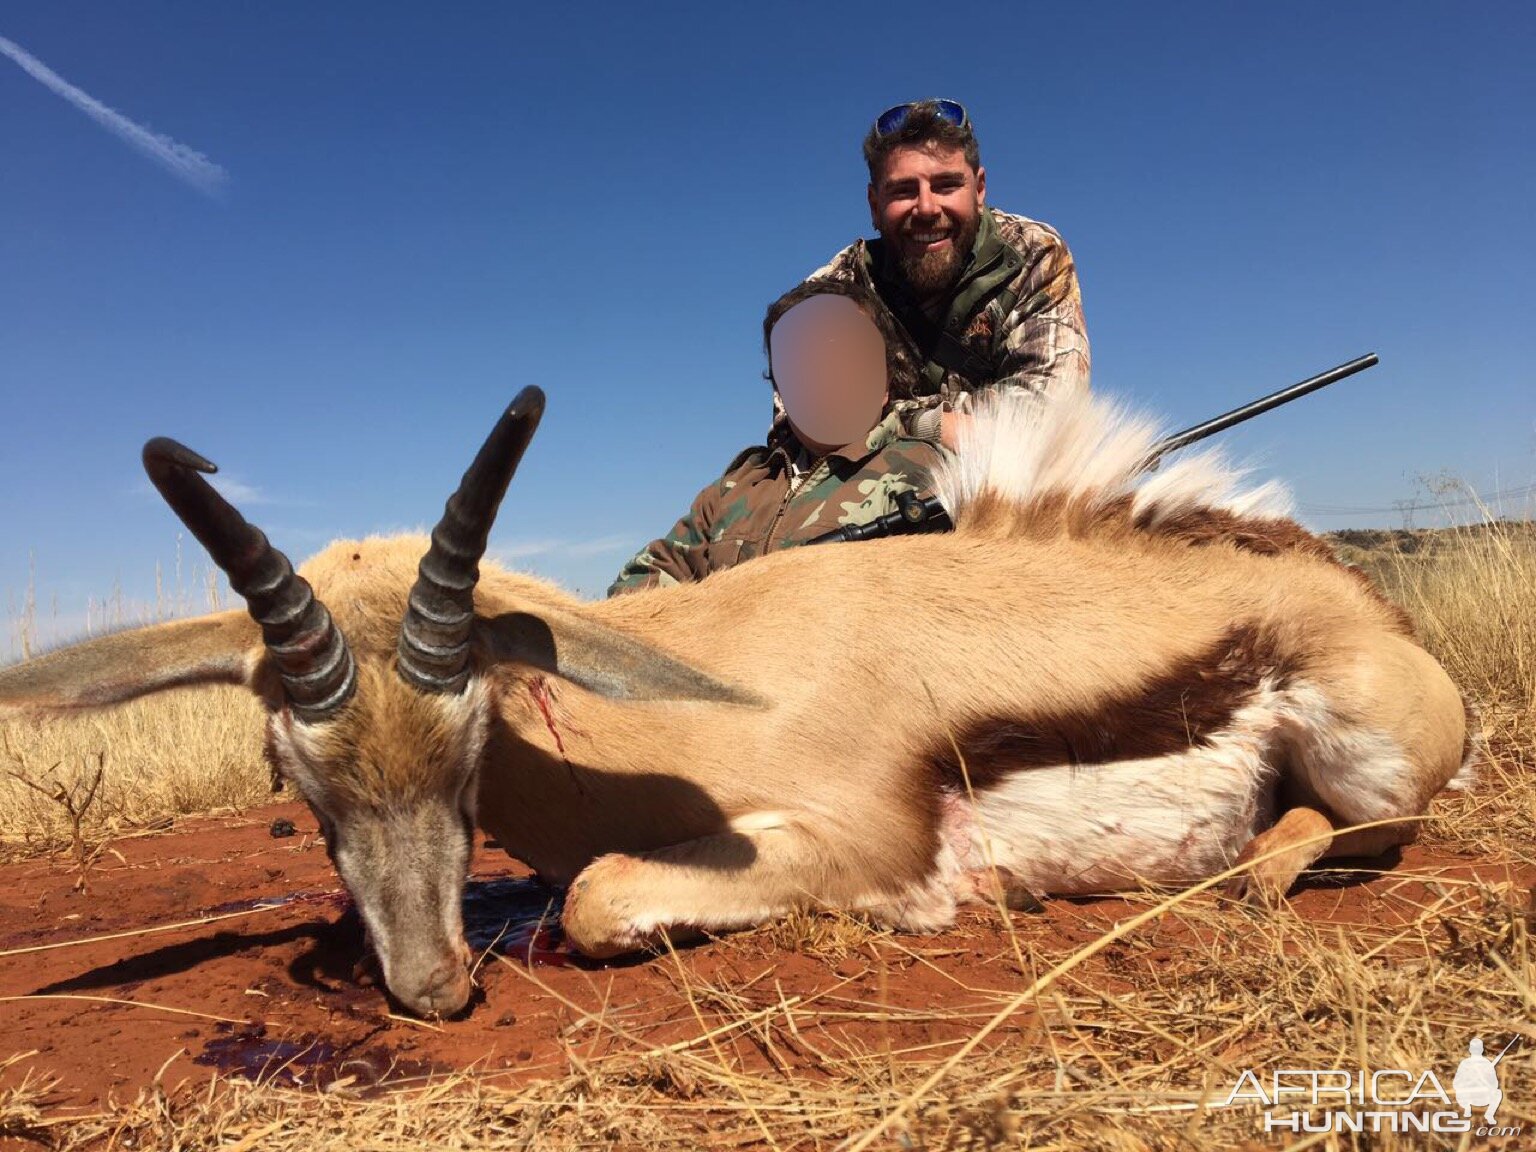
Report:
772,207,1090,440
608,411,942,596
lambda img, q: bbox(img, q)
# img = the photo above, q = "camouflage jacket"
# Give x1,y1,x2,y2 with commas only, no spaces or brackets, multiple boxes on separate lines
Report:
608,411,941,596
773,207,1090,439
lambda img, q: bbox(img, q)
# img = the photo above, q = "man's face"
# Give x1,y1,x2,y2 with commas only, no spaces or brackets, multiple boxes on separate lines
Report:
867,144,986,298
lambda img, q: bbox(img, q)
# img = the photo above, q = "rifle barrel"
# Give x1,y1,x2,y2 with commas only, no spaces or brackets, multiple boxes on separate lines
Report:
1149,353,1378,463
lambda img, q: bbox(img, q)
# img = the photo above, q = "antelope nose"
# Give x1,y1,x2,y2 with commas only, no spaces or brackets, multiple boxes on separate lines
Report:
415,955,473,1018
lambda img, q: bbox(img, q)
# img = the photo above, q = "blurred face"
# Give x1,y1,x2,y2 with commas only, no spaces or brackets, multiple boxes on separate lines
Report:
867,144,986,298
770,295,889,453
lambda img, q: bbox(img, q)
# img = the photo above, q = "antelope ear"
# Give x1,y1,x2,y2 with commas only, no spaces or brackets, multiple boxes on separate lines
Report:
0,610,259,714
477,609,763,707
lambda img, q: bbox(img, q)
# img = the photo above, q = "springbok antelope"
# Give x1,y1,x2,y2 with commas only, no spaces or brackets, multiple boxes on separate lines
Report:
0,387,1472,1018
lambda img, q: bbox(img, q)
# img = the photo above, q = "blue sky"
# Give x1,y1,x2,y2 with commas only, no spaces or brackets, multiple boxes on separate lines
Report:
2,2,1532,652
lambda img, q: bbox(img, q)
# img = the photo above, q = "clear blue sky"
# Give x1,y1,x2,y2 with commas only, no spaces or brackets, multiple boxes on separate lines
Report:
2,2,1532,652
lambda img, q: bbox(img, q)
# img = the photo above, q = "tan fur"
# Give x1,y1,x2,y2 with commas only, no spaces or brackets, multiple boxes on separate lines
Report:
491,518,1448,920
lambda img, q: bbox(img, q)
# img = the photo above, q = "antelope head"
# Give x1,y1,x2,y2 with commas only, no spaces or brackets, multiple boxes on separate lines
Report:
0,389,544,1018
0,385,760,1016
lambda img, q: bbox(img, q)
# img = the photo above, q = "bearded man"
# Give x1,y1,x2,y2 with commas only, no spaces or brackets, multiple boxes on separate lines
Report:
780,99,1090,450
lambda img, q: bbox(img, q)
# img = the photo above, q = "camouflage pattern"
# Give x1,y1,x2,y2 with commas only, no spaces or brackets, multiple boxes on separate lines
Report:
771,207,1090,437
608,411,941,596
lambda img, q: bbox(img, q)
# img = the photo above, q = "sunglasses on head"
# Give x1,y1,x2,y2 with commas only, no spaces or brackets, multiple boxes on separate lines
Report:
873,99,969,137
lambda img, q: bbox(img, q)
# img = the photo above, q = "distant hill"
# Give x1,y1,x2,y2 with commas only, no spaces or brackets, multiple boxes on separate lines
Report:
1324,519,1535,562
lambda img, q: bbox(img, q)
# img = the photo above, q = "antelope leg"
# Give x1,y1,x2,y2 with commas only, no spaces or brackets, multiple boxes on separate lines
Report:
1224,804,1421,906
560,816,923,958
1224,806,1336,906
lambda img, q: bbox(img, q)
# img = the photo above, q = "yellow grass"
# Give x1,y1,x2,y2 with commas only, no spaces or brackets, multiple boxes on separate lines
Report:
1,519,1533,1149
1347,518,1536,852
0,687,268,859
2,552,269,858
1357,521,1536,735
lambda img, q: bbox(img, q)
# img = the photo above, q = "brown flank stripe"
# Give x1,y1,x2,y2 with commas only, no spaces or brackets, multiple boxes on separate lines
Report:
930,623,1289,790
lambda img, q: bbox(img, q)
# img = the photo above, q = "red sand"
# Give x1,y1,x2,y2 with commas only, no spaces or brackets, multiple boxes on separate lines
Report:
0,800,1524,1120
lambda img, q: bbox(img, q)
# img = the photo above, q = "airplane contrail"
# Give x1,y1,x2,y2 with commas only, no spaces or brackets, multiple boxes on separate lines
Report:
0,33,227,196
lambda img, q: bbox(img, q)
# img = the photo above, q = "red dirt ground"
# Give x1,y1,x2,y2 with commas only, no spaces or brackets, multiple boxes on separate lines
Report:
0,801,1528,1124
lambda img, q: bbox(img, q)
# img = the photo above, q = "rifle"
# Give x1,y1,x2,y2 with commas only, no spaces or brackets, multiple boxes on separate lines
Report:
805,353,1379,546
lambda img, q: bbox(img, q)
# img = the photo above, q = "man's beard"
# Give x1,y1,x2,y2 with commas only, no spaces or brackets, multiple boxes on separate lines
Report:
895,213,980,298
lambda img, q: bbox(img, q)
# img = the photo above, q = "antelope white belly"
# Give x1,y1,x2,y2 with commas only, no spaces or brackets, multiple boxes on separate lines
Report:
948,685,1295,897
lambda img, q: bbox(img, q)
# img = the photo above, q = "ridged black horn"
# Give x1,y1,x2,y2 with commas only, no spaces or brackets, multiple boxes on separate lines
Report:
398,387,546,694
142,438,357,723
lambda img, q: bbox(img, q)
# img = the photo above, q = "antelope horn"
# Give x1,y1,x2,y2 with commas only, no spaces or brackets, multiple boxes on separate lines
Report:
142,438,357,723
398,387,546,694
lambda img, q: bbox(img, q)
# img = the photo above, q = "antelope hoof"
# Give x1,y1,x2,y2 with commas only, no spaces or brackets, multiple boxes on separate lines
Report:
562,859,710,959
1223,870,1288,909
562,861,644,958
1225,807,1334,908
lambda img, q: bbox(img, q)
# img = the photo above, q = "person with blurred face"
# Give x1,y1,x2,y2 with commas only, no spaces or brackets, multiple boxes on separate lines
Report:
777,100,1091,451
609,279,942,595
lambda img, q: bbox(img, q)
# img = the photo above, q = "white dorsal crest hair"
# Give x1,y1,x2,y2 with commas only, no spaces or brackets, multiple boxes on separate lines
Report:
931,388,1295,531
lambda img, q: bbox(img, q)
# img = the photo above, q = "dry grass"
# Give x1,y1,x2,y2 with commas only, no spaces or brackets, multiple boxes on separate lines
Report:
1356,520,1536,733
1,519,1533,1149
0,688,268,861
7,878,1532,1149
1,554,271,859
1347,517,1536,856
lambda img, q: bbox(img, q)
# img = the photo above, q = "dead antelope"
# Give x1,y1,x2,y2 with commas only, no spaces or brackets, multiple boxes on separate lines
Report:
0,387,1472,1018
